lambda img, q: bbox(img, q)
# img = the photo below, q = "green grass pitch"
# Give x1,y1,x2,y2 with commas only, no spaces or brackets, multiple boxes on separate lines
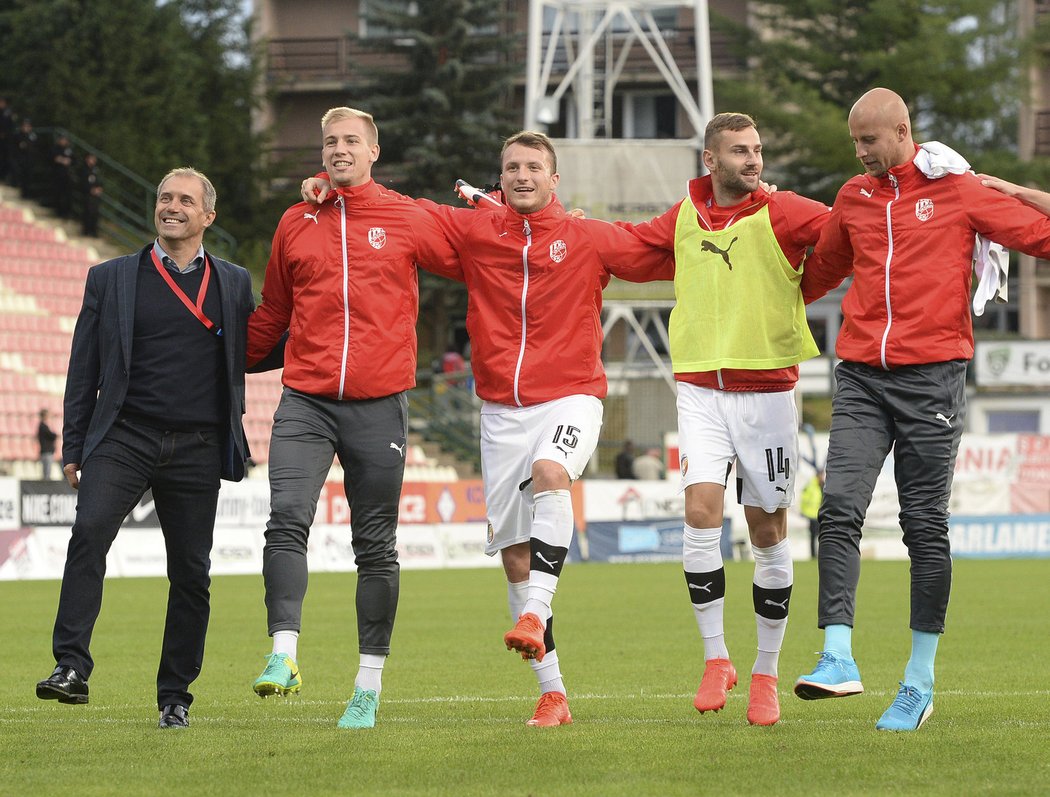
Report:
3,558,1049,795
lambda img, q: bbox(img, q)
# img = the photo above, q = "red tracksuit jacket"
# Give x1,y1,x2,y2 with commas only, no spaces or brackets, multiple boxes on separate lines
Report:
424,196,675,406
804,151,1050,369
248,180,460,399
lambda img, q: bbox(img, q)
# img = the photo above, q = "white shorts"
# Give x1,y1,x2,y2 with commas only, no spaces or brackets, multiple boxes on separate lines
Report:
480,394,603,555
676,383,799,513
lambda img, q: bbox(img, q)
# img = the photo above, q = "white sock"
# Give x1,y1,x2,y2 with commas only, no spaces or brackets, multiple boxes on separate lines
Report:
751,538,793,677
531,649,565,695
508,579,528,620
514,577,564,694
272,630,299,659
522,489,572,621
683,524,729,661
355,653,386,695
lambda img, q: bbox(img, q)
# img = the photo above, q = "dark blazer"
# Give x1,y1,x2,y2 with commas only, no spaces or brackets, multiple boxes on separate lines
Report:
63,244,256,481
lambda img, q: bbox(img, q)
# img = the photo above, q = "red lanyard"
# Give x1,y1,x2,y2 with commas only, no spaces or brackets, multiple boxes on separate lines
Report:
150,249,220,335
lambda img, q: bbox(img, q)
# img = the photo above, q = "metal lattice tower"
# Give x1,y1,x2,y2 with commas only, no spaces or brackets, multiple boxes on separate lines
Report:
523,0,714,146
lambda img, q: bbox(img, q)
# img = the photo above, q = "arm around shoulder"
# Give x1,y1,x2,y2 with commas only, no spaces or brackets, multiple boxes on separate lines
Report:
966,175,1050,259
587,218,675,282
801,204,854,304
977,174,1050,217
247,221,295,365
411,201,464,282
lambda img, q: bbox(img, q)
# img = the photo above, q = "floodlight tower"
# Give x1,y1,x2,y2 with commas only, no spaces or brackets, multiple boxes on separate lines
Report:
523,0,714,148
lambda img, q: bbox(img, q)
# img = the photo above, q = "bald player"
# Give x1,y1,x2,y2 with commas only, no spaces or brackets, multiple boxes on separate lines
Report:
792,88,1050,731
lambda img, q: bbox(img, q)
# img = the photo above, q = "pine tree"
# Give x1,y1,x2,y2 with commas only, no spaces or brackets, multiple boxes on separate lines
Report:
0,0,269,258
348,1,518,362
712,0,1049,202
351,0,516,200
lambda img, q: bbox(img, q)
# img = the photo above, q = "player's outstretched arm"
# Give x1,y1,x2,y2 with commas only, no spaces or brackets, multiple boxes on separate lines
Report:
978,174,1050,217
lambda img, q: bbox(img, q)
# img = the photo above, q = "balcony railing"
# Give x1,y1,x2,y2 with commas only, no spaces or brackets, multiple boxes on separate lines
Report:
265,37,410,83
1036,110,1050,157
265,27,743,86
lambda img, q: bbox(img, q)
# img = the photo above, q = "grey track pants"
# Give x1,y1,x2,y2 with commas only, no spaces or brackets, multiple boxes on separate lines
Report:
817,359,966,634
262,387,408,655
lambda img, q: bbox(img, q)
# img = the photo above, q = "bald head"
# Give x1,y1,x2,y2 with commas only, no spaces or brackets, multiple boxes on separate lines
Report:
848,88,915,177
850,88,910,130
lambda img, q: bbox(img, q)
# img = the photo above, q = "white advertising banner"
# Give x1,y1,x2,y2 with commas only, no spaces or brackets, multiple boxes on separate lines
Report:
0,526,96,581
975,340,1050,386
110,529,169,577
0,478,19,531
438,523,500,569
214,481,274,528
211,526,265,575
582,479,683,522
6,430,1050,581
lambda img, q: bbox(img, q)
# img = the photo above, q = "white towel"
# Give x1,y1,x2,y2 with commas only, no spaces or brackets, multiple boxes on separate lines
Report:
971,236,1010,316
914,140,971,177
914,141,1009,315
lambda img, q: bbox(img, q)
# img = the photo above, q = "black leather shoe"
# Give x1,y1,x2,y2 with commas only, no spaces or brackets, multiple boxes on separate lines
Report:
36,666,89,704
158,704,190,729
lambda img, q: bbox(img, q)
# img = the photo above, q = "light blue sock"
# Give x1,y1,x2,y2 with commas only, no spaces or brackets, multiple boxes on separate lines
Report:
823,624,853,660
903,630,939,692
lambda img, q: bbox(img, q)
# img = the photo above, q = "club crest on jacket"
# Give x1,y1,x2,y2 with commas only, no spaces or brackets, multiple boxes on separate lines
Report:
915,198,934,222
549,239,567,262
368,227,387,249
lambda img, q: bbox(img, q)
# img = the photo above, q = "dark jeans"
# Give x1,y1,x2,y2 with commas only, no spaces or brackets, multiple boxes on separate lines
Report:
51,416,221,709
817,360,965,634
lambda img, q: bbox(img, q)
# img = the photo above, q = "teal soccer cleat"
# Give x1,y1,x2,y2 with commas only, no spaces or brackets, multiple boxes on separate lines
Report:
794,651,864,700
875,682,933,731
252,653,302,697
338,687,379,729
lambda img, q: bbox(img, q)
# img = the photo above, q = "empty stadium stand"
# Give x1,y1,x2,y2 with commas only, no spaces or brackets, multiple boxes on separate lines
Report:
0,188,95,478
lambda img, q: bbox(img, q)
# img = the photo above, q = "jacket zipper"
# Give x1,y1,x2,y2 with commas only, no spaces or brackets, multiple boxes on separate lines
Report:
512,218,532,407
338,197,350,399
880,175,900,370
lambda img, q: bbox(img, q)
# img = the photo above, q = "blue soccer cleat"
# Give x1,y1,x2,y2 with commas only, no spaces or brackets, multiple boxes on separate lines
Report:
338,687,379,729
875,682,933,731
794,651,864,700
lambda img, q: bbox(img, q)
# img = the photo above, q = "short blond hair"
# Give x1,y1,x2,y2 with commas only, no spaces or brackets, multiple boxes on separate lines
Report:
321,106,379,145
157,167,216,213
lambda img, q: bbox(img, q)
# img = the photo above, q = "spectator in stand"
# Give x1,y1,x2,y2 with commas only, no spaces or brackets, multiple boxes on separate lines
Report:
614,440,636,479
13,118,38,199
798,469,824,559
0,97,15,183
440,345,468,414
441,345,466,385
632,447,665,480
51,133,75,218
81,153,103,237
37,408,58,480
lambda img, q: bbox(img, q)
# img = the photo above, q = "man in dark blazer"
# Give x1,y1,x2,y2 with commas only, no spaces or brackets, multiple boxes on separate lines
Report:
35,167,257,729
